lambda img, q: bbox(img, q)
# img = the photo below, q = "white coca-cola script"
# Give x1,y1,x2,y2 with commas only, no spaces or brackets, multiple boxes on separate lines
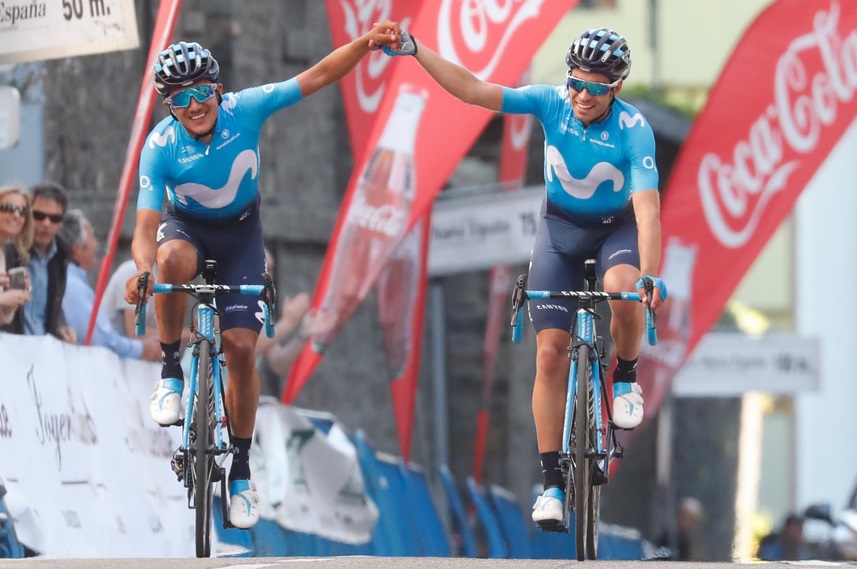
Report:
349,193,407,237
699,2,857,248
438,0,545,80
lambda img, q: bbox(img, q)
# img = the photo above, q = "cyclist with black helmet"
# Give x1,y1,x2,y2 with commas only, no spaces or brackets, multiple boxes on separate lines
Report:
125,24,399,530
383,27,667,527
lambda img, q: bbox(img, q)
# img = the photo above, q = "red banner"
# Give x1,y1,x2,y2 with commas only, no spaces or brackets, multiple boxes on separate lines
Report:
85,0,184,345
285,0,579,403
636,0,857,428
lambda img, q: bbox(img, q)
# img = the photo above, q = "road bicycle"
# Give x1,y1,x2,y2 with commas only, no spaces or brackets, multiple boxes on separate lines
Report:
510,259,658,561
135,260,275,557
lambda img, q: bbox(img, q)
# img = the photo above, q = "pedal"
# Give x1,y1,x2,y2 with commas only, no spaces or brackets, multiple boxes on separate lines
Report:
592,464,608,486
211,465,225,483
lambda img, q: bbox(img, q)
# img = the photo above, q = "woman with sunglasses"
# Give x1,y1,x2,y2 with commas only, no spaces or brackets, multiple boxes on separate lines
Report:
0,186,34,326
383,27,668,527
124,24,400,531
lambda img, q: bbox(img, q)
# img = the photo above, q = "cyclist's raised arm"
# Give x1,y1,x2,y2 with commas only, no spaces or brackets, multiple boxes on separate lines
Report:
412,39,503,111
126,208,161,304
295,20,400,98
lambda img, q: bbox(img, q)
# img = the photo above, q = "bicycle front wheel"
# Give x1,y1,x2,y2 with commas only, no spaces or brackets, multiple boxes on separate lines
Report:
573,344,591,561
193,340,215,558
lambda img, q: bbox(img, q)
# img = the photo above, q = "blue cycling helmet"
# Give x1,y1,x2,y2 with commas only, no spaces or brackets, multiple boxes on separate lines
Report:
153,41,220,97
566,28,631,82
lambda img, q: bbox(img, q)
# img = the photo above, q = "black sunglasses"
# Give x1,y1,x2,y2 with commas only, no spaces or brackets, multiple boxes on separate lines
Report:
0,203,28,216
32,210,64,224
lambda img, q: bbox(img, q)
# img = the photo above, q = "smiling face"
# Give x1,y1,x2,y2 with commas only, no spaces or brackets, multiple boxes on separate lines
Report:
567,69,621,126
164,81,223,141
0,190,28,241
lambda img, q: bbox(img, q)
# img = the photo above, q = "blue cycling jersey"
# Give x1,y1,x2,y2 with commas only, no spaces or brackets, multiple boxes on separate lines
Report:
137,78,303,220
501,84,659,224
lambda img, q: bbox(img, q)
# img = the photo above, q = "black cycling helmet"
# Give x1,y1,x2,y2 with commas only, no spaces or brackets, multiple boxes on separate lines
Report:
566,28,631,82
153,41,220,97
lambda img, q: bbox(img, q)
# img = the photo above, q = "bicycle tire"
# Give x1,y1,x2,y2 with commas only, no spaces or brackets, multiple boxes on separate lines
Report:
193,340,214,558
573,344,590,561
585,358,601,559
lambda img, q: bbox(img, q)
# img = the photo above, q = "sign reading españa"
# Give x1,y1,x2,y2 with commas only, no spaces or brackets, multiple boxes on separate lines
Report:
0,0,138,64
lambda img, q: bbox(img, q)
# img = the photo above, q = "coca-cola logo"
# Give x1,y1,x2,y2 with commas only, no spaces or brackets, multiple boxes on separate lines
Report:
349,193,407,237
438,0,545,80
699,2,857,248
339,0,413,114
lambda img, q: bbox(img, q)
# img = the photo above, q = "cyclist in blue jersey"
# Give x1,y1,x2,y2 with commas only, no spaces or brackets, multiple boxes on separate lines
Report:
125,24,399,529
383,27,667,526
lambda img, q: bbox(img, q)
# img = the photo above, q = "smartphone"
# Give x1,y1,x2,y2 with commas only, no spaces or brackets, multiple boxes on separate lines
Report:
8,267,27,290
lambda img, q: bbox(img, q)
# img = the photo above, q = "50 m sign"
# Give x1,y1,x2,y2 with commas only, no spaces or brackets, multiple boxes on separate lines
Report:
0,0,138,64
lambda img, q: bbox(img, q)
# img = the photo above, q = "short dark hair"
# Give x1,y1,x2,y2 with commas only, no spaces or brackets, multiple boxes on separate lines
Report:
29,181,69,213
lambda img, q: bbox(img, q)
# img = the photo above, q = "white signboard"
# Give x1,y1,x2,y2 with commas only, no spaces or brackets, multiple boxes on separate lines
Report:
429,186,543,276
672,332,819,397
0,0,138,64
0,86,20,149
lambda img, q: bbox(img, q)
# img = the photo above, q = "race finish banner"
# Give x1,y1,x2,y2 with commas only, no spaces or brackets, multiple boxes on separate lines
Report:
635,0,857,433
0,0,139,64
285,0,579,403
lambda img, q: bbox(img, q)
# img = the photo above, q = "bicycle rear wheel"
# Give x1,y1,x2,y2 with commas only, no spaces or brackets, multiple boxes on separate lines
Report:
193,340,215,558
573,344,591,561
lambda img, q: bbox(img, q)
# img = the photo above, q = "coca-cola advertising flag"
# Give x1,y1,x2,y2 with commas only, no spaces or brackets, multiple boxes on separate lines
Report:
284,0,579,403
635,0,857,428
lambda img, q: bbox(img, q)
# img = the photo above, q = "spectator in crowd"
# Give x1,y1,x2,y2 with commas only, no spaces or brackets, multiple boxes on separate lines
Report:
757,513,812,561
103,257,158,338
60,210,160,361
254,247,310,397
0,186,33,326
655,496,705,560
0,182,76,342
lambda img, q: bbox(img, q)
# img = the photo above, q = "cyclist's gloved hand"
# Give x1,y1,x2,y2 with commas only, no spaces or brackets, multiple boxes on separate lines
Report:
382,30,418,57
636,275,668,308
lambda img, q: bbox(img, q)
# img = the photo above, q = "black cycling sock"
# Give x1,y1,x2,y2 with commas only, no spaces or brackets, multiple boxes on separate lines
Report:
540,451,563,490
229,436,252,482
160,341,183,379
614,356,638,382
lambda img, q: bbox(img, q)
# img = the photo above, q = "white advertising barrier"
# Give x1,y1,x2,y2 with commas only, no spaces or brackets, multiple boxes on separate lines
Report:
0,0,138,64
429,186,543,276
0,334,379,556
671,332,819,397
253,399,379,544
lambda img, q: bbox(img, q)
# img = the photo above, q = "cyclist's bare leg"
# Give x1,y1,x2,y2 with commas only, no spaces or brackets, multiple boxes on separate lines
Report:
603,263,644,360
154,240,198,344
532,328,572,452
221,328,261,439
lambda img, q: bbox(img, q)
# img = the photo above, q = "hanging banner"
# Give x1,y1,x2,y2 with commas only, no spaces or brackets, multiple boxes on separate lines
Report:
285,0,579,403
635,0,857,428
0,0,139,64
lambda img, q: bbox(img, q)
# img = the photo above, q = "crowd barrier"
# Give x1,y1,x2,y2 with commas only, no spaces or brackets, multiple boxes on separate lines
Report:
0,334,648,559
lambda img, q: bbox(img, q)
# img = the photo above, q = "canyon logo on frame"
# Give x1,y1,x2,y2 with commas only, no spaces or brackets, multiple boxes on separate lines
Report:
636,0,857,425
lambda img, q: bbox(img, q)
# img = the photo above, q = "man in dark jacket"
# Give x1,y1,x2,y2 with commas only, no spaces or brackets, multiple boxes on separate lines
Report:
0,182,76,342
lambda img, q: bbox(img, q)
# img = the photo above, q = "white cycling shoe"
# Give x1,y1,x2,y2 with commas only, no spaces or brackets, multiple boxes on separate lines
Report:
613,381,644,429
150,378,183,426
532,486,565,525
229,479,260,529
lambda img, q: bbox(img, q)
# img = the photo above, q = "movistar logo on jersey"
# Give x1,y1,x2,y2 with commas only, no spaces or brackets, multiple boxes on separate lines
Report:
618,111,646,129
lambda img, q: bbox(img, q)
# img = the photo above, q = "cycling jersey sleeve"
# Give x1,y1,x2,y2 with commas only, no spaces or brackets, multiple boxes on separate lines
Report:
228,78,303,128
625,120,660,193
137,123,173,212
500,84,560,122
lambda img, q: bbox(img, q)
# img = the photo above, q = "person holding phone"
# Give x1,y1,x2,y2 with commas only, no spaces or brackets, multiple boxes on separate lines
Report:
0,186,33,326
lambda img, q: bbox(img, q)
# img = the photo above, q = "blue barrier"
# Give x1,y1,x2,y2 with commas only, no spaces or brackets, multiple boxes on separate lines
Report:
489,485,533,558
438,466,479,558
0,478,23,559
466,477,509,558
399,464,451,557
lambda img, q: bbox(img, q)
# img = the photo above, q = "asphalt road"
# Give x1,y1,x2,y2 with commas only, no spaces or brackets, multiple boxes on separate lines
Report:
0,558,846,569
